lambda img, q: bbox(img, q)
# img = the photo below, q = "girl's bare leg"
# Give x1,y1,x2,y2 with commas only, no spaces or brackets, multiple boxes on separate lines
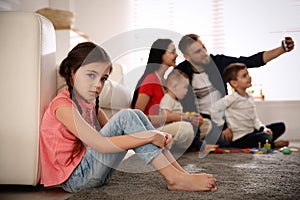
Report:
107,109,217,191
163,150,187,173
150,152,217,191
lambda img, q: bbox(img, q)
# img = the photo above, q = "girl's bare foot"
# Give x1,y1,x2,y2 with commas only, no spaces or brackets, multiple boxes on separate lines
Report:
167,173,217,192
274,140,289,148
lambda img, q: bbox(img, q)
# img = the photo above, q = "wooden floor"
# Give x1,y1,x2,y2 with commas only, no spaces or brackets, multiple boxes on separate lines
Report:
0,185,72,200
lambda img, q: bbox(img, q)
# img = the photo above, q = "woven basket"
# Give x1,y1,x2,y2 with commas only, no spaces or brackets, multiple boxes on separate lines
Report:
36,8,75,30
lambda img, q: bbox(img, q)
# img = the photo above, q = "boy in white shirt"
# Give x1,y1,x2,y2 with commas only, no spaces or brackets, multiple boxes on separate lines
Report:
160,69,213,151
210,63,289,148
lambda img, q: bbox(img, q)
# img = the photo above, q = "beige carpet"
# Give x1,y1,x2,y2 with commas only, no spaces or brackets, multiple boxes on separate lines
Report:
68,149,300,200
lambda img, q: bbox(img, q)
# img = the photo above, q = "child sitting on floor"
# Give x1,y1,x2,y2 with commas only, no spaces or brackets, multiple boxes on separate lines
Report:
210,63,289,149
39,42,217,193
160,69,213,151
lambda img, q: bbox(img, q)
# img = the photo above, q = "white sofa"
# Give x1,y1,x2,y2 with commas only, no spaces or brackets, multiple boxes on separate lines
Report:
0,11,131,186
0,11,57,185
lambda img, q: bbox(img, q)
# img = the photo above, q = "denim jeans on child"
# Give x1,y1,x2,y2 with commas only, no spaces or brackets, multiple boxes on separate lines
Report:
62,109,163,193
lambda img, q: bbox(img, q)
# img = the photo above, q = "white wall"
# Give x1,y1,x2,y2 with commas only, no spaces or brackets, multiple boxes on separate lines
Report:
223,0,300,100
256,101,300,141
1,0,299,140
2,0,299,100
73,0,131,45
0,0,48,11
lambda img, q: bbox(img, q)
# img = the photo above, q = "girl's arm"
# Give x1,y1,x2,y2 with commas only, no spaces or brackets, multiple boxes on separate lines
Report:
97,108,109,127
55,106,168,154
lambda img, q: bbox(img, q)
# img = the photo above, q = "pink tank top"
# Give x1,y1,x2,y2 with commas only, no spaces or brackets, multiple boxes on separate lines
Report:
40,89,98,187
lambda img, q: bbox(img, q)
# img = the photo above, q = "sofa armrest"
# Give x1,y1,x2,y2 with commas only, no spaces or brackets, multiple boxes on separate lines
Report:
0,11,56,186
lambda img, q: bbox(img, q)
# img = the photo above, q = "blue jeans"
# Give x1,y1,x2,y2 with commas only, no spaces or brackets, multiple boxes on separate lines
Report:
62,109,163,193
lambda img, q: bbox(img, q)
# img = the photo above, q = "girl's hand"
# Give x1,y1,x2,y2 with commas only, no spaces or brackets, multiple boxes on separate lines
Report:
149,130,168,148
150,130,172,148
164,132,173,150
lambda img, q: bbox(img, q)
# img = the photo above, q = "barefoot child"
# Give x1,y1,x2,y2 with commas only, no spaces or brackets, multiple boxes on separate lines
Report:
39,42,217,193
210,63,289,148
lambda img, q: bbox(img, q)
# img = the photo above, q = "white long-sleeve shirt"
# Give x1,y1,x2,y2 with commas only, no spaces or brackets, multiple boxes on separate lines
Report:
210,91,265,141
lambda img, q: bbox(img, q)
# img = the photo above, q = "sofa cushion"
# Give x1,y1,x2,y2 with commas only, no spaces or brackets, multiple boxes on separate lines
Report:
99,79,131,117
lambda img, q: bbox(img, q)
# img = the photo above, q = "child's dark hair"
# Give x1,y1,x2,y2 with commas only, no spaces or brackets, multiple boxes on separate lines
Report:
59,42,112,164
59,41,112,117
223,63,247,83
131,38,173,108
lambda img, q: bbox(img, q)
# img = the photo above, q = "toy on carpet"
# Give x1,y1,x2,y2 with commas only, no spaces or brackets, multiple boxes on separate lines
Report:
264,139,271,151
279,147,299,155
199,147,242,154
196,139,299,155
281,147,292,155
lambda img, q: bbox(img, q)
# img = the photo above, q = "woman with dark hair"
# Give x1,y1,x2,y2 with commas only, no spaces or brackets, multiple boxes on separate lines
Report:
131,39,195,151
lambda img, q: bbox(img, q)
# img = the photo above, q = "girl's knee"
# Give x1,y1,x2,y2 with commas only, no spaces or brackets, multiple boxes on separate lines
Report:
108,109,137,127
132,109,144,115
117,108,135,118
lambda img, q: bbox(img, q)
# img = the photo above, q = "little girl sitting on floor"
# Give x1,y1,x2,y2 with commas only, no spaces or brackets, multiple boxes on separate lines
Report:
39,42,217,193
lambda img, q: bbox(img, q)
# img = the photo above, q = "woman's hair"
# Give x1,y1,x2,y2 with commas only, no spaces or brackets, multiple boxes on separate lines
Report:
178,34,199,54
58,42,112,164
223,63,247,83
131,38,173,108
